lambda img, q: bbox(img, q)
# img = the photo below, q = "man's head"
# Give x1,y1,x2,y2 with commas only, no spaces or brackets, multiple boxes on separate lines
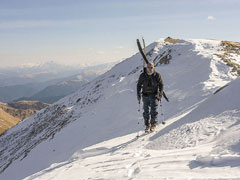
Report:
146,62,154,75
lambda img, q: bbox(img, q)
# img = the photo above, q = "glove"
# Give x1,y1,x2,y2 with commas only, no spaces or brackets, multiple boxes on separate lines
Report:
156,94,162,101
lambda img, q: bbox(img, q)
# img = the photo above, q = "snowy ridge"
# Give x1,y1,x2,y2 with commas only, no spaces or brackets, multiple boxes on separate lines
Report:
0,38,239,180
25,78,240,180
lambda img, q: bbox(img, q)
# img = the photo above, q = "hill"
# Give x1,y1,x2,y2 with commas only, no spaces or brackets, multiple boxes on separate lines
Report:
0,108,20,134
24,78,240,179
0,101,49,135
0,38,239,180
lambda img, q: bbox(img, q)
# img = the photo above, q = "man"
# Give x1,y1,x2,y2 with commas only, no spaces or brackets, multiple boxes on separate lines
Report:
137,62,164,132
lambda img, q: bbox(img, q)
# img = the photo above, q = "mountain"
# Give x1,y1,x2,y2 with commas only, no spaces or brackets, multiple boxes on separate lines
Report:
0,38,239,180
17,80,87,104
23,78,240,179
0,85,40,102
0,61,80,87
0,108,20,135
0,101,49,135
14,64,114,104
0,61,118,87
0,62,116,102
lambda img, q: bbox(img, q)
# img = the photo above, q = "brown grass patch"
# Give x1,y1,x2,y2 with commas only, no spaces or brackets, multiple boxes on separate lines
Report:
220,41,240,55
164,37,179,44
215,40,240,76
0,108,20,134
0,101,49,135
221,40,240,49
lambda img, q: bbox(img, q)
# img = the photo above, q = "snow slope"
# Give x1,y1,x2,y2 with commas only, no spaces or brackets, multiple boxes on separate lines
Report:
0,38,239,180
24,79,240,180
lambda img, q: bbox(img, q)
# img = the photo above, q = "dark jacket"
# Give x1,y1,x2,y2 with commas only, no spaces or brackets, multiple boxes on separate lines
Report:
137,71,164,99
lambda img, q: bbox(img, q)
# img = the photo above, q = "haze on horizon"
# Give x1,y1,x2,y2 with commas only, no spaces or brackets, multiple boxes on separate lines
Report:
0,0,239,68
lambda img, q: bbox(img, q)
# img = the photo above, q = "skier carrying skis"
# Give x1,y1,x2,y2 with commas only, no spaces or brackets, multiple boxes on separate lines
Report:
137,62,164,132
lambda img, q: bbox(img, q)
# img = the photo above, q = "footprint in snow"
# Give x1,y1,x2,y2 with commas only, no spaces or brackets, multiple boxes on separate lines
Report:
128,167,141,178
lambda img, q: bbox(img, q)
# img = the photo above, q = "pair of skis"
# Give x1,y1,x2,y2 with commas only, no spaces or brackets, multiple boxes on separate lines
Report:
137,38,149,65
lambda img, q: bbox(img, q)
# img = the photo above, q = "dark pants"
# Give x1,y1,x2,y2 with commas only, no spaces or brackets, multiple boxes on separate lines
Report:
142,94,159,126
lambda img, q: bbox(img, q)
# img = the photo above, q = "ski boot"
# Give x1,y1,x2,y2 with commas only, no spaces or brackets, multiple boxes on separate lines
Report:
145,125,150,133
150,123,157,132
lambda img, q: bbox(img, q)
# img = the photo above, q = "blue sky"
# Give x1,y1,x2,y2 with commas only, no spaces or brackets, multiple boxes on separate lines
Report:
0,0,240,68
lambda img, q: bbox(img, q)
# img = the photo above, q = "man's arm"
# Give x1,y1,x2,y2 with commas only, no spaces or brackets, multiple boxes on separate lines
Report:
157,73,164,99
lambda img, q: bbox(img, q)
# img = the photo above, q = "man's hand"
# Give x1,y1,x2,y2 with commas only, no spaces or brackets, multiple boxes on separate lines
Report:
156,94,162,101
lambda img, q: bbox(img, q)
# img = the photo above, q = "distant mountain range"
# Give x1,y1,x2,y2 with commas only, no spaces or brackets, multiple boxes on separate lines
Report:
16,77,88,104
0,61,117,103
0,101,49,135
0,61,118,87
0,61,81,87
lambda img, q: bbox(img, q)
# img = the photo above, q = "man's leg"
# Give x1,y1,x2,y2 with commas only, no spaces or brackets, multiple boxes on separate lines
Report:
142,96,150,126
150,95,159,125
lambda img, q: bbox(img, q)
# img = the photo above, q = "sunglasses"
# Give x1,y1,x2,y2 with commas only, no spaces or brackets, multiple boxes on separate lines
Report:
147,67,153,69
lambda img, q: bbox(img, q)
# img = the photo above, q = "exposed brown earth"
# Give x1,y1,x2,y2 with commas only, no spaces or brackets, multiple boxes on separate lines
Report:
164,37,179,43
215,40,240,76
0,101,49,134
0,109,20,134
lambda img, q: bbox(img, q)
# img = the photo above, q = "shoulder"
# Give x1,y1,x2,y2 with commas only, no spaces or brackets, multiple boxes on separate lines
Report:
154,71,163,82
138,72,146,81
140,71,147,77
154,71,162,78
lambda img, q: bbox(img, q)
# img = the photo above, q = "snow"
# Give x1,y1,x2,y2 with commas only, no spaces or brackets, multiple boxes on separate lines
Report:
0,38,240,180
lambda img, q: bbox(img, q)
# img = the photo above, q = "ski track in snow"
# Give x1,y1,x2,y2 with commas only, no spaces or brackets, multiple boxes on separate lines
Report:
1,38,240,180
